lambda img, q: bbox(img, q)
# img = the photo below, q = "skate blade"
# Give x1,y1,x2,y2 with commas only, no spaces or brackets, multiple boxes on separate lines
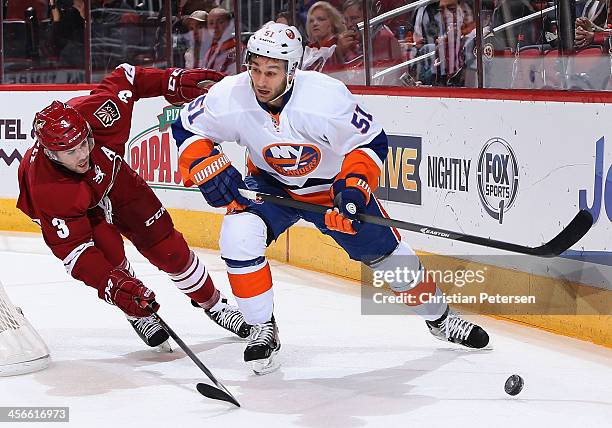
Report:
249,350,280,375
430,333,493,351
155,340,173,353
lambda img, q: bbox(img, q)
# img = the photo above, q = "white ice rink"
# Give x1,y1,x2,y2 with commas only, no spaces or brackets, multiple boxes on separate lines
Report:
0,232,611,428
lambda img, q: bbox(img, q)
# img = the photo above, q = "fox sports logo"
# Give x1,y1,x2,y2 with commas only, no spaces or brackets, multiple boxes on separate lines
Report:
477,137,519,224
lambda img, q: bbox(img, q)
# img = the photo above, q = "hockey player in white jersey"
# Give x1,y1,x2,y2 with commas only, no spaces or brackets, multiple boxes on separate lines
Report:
172,23,490,374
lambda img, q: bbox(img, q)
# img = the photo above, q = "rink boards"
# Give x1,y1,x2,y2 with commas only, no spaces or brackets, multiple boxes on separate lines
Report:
0,86,610,347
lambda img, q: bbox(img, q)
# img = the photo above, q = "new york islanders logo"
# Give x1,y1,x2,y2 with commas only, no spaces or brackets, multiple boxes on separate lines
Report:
262,143,321,177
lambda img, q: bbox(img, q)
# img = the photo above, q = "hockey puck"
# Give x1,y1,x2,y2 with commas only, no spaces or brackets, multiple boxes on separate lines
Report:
504,374,524,396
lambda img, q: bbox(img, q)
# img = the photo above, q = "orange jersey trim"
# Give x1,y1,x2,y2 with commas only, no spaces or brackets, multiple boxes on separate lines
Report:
245,155,260,176
338,149,381,193
178,138,214,187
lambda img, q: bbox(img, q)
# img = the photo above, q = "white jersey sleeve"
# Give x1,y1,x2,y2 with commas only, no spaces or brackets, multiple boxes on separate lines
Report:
317,78,384,162
179,84,238,142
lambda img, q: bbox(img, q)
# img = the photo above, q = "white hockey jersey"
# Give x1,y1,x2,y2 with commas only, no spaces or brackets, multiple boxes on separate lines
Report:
173,69,386,199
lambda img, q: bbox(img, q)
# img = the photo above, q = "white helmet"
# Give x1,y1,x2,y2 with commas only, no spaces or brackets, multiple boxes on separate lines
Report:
246,23,303,98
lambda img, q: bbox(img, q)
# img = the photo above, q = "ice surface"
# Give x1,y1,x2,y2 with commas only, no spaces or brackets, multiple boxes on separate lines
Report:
0,232,610,428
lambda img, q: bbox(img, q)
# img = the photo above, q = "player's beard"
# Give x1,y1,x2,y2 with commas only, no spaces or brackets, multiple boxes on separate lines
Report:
251,78,287,105
266,83,287,104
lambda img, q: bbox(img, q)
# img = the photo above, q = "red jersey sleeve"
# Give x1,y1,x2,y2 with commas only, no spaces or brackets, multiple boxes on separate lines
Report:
91,64,167,102
68,64,168,157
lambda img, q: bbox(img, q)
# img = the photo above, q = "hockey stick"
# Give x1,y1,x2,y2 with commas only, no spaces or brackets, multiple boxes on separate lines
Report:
238,189,593,258
142,302,240,407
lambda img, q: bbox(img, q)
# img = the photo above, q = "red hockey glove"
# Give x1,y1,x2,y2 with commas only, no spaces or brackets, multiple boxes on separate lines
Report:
164,68,225,106
98,268,159,317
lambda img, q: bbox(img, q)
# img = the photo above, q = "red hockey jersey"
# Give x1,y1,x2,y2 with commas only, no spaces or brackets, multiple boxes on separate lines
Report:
16,64,173,291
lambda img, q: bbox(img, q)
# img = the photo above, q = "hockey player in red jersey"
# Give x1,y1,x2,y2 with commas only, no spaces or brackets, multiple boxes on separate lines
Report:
17,64,251,350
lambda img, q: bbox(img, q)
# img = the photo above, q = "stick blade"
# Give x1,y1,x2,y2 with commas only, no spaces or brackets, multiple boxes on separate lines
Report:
196,383,240,407
537,209,594,257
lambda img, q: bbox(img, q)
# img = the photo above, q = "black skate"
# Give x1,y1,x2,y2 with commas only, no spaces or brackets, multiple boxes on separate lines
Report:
426,307,489,349
127,315,172,352
191,298,252,338
244,315,281,375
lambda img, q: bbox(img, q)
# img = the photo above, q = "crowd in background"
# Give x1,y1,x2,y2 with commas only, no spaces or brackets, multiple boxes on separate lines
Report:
2,1,612,90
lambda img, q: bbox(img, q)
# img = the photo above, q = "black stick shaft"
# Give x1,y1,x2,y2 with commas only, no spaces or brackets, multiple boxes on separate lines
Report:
241,190,592,258
144,304,240,406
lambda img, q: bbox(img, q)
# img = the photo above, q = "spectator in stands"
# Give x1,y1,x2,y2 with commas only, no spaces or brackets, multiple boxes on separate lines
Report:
577,0,609,28
575,1,611,49
50,0,85,67
201,7,242,75
172,1,219,68
276,11,294,26
338,0,402,65
488,0,555,50
184,10,210,69
413,0,467,86
378,0,412,35
302,1,346,73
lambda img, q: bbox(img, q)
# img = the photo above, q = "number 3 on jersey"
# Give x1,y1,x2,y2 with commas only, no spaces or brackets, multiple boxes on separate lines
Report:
51,218,69,238
351,105,372,134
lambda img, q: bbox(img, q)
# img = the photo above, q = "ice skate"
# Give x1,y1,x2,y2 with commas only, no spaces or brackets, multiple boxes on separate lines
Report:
426,307,489,349
244,316,280,375
127,314,172,352
192,298,252,338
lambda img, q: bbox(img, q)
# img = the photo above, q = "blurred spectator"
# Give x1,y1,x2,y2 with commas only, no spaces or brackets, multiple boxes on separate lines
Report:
577,0,609,28
276,11,294,26
413,0,468,85
173,1,219,68
50,0,85,67
184,10,210,69
575,1,611,49
338,0,402,66
201,7,242,75
381,0,416,34
302,1,346,72
488,0,556,50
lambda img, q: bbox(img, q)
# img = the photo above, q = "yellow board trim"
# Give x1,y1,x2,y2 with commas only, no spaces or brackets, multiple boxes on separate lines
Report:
1,198,609,348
